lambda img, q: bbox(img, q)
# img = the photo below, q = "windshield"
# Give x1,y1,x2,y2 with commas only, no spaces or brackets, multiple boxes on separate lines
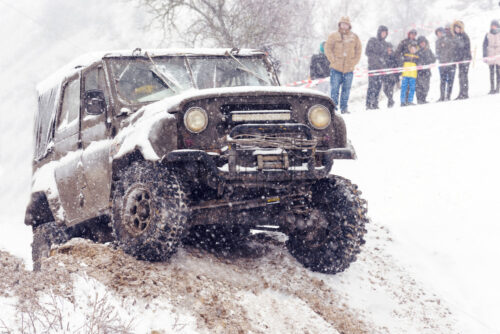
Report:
108,55,276,105
110,57,192,104
188,56,273,89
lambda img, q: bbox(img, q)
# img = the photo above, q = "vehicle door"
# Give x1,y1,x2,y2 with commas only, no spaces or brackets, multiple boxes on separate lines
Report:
53,74,86,224
79,64,113,219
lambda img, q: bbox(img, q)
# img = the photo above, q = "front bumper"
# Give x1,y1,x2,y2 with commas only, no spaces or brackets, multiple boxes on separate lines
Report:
164,144,356,184
166,123,356,184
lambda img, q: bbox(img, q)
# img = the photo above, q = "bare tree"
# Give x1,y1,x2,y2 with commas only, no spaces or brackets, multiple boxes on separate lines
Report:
137,0,315,49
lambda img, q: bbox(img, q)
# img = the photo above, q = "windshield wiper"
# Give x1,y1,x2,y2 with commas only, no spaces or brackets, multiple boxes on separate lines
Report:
145,52,182,94
224,50,271,84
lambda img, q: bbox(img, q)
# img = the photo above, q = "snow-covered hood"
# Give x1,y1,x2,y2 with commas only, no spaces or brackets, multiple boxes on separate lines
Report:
126,86,331,126
146,85,328,111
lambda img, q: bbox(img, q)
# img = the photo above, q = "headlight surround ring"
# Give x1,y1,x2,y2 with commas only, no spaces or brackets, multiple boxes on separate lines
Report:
307,104,331,130
184,107,208,133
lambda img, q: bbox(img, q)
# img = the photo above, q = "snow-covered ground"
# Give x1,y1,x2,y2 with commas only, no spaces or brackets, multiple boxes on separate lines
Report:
1,1,500,333
334,94,500,333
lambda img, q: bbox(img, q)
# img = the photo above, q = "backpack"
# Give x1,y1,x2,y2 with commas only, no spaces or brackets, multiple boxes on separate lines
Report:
310,53,330,79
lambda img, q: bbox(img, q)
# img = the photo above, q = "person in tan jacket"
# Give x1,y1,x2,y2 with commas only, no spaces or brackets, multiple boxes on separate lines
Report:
325,16,362,113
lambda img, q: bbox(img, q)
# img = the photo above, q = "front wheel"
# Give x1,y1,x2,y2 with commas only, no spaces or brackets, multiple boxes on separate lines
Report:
112,161,188,262
286,176,368,274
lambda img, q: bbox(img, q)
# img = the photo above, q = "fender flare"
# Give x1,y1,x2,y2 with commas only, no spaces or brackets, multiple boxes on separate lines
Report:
25,191,55,227
111,148,146,182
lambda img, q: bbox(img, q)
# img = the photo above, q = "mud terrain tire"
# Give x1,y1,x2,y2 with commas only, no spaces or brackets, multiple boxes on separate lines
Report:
32,221,71,271
286,176,368,274
112,161,188,262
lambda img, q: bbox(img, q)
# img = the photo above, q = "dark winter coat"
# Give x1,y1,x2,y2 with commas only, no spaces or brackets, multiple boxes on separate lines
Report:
383,52,400,84
365,26,390,70
416,38,436,77
452,21,471,62
310,53,330,79
436,31,457,63
395,32,418,66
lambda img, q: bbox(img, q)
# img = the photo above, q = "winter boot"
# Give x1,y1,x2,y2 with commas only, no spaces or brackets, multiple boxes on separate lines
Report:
490,65,497,94
496,66,500,93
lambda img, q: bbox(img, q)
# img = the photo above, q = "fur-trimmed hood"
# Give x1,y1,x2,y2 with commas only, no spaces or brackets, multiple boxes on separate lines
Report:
452,20,465,34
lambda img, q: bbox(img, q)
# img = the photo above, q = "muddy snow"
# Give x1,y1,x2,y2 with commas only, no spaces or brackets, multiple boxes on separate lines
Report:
0,220,458,333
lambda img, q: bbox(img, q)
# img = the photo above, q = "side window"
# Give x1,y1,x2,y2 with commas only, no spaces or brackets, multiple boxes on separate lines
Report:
58,78,80,130
84,67,109,103
84,67,105,91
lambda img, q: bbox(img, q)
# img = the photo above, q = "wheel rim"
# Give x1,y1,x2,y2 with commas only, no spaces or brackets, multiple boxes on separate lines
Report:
123,184,153,236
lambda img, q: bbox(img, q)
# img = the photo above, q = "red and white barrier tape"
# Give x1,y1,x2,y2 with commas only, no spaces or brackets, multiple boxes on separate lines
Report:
286,54,500,88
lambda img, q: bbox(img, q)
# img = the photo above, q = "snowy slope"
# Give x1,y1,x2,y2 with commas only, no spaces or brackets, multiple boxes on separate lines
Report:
334,95,500,333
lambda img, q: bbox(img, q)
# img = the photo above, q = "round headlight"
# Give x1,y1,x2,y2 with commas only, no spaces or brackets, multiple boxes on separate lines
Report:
184,107,208,133
308,104,331,130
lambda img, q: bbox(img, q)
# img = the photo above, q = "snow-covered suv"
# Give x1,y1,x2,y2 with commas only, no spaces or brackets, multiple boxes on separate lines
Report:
26,48,368,273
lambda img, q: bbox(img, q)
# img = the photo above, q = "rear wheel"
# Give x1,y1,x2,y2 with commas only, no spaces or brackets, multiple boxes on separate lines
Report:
286,176,368,274
112,161,188,261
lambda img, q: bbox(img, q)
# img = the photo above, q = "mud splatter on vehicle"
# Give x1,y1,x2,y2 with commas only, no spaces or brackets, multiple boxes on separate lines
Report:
26,48,368,274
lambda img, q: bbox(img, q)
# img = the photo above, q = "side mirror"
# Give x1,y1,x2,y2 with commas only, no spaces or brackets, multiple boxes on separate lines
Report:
84,90,106,115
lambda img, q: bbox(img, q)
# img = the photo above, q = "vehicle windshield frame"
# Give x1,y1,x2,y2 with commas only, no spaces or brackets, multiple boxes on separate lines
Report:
105,54,279,111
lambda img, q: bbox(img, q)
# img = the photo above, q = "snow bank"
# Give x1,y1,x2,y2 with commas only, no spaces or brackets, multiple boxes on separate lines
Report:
334,94,500,333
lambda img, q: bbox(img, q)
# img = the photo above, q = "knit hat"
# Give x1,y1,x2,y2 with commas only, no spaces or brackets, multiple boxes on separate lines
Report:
492,20,500,28
408,29,417,37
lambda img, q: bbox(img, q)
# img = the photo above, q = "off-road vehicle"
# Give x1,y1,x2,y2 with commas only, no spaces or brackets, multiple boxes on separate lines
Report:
26,48,368,273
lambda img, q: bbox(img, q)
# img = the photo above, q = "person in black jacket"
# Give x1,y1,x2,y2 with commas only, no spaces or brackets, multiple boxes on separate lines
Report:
483,20,500,94
382,43,399,108
452,20,472,99
436,25,457,101
365,25,389,109
310,41,330,80
416,36,436,104
395,29,418,65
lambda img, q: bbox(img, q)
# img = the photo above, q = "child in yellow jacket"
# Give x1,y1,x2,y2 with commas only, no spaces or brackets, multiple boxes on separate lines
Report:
401,42,419,106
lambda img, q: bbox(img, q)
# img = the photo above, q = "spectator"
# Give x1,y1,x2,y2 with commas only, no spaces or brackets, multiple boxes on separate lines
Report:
416,36,436,104
395,29,418,65
396,29,418,102
325,16,362,113
452,20,472,99
310,41,330,80
435,27,445,40
382,43,399,108
400,41,419,106
436,25,457,101
365,25,390,109
483,20,500,94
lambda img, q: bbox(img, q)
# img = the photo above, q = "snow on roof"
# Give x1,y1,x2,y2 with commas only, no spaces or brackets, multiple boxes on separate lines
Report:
36,48,265,95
